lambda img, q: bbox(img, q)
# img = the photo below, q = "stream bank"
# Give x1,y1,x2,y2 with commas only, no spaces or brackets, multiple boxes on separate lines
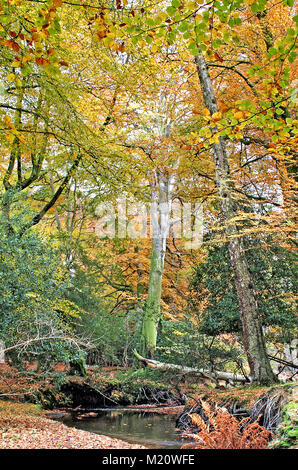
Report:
43,370,297,449
0,366,296,449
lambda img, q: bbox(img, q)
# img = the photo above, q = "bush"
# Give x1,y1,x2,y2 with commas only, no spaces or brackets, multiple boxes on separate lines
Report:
157,316,243,370
0,230,84,367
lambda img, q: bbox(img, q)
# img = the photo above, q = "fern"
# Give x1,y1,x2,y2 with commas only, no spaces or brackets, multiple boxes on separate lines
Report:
181,400,273,449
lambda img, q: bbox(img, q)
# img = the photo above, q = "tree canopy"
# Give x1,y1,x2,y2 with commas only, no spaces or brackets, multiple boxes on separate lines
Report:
0,0,297,385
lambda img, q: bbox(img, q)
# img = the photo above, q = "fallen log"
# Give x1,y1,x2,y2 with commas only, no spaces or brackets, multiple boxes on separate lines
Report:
133,350,250,384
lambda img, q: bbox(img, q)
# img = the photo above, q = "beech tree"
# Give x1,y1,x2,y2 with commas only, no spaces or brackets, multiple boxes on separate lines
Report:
0,0,296,384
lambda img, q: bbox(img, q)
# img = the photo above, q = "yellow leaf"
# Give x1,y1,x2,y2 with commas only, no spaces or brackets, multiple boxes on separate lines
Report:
213,134,220,144
212,111,222,121
4,115,11,125
6,134,14,143
22,54,33,63
7,73,15,82
233,111,244,120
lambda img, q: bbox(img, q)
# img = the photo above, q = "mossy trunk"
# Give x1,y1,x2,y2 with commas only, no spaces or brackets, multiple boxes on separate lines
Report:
140,245,163,358
140,166,175,359
195,51,277,385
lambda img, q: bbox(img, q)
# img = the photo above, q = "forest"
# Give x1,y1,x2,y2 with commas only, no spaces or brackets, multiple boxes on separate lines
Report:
0,0,297,452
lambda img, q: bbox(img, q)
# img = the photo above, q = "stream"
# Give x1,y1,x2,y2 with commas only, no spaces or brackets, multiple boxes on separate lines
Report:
61,409,184,449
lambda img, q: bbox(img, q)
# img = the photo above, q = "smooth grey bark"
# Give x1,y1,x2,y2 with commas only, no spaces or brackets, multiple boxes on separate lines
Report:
195,52,277,385
140,169,175,358
139,94,182,359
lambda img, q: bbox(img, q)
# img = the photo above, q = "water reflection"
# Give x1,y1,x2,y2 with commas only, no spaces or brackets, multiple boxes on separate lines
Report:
63,410,183,449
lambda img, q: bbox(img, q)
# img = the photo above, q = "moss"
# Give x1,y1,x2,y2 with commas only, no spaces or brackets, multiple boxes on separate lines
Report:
270,387,298,449
140,248,163,357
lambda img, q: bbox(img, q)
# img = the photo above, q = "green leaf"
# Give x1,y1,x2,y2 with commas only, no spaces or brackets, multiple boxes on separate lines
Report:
272,134,278,142
188,41,199,55
166,6,176,16
178,21,189,32
251,2,259,13
288,51,297,63
233,16,242,25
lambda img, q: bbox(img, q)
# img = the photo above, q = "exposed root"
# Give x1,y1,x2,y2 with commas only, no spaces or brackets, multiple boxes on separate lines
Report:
177,385,295,437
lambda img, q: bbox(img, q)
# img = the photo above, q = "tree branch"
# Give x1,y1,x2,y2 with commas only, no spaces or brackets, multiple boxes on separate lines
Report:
19,153,82,236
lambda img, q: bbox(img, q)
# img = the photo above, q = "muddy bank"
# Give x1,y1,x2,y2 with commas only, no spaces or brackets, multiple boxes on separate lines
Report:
59,375,184,409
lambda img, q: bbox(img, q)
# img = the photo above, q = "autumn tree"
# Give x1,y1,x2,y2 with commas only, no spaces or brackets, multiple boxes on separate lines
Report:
87,0,297,382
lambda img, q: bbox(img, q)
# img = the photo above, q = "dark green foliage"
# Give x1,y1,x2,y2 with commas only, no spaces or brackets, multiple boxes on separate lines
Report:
69,354,87,376
65,258,144,367
79,309,138,366
157,316,243,369
192,241,297,340
192,246,241,335
0,228,82,366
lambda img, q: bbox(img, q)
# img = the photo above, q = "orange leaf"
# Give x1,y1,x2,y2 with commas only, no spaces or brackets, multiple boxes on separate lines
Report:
214,52,223,62
11,41,20,52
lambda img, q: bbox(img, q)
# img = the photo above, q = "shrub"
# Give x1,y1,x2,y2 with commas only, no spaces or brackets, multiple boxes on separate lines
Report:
0,230,84,367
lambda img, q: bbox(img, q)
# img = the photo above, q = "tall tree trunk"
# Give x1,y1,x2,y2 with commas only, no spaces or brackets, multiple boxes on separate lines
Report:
140,239,163,358
195,52,277,385
140,170,174,358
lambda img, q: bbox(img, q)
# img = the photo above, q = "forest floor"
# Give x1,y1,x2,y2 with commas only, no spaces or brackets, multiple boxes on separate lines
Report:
0,401,146,449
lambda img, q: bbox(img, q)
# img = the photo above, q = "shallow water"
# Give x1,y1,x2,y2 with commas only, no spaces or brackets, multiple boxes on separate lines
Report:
62,409,183,449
